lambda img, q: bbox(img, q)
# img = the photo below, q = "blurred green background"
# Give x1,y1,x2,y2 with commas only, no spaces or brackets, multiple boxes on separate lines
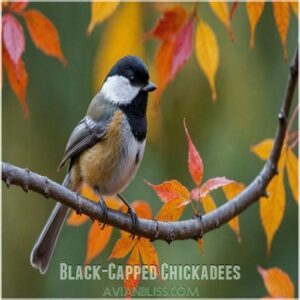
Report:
2,2,298,298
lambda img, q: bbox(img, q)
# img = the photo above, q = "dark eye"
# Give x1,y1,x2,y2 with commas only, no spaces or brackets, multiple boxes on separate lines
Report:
129,75,135,83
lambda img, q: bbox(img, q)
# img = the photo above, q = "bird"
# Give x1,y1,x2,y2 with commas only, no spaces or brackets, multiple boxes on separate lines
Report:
30,55,156,274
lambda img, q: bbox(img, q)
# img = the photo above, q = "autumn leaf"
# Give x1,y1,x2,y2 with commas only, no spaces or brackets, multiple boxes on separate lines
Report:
195,20,219,101
247,0,265,48
3,47,28,116
87,1,119,35
109,235,137,260
258,266,295,298
229,1,239,20
290,1,298,17
84,222,113,265
223,182,245,242
124,246,141,298
23,9,67,66
10,1,28,13
156,198,189,221
273,1,290,62
147,5,187,41
131,200,152,219
196,177,234,199
93,2,144,91
201,194,217,213
286,148,298,203
197,238,204,255
139,238,159,276
147,6,195,102
2,13,25,68
184,119,203,186
146,179,190,203
260,155,286,254
251,138,274,160
209,1,234,42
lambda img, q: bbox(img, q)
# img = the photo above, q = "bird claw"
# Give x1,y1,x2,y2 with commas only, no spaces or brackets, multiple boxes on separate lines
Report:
127,206,139,239
99,199,108,229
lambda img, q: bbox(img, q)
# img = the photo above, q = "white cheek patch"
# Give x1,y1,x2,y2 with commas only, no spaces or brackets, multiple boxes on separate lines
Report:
100,75,140,105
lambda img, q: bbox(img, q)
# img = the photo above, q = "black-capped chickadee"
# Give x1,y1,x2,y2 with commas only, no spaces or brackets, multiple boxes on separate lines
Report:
30,55,156,274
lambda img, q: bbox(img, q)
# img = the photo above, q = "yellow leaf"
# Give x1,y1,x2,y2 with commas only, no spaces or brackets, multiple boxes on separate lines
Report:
286,148,298,203
84,222,113,264
202,194,217,213
289,1,298,17
260,155,286,254
195,20,219,101
273,1,290,62
258,266,295,298
93,2,144,92
209,1,234,42
251,138,274,161
223,182,245,242
109,235,136,259
246,0,265,48
87,1,119,35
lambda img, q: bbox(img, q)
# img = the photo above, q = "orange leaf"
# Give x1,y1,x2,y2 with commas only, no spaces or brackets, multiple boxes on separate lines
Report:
199,177,234,198
146,179,190,203
84,222,113,265
23,9,67,66
67,211,89,226
273,2,290,62
260,155,286,254
209,1,234,42
10,1,28,13
197,238,204,255
201,194,216,213
156,198,189,221
184,119,203,186
132,201,152,219
147,5,187,41
80,183,99,202
3,48,28,117
247,0,265,48
223,182,245,242
154,39,174,100
258,266,295,298
139,238,159,276
87,1,119,35
286,148,298,203
195,20,219,101
124,245,141,298
251,139,274,161
109,235,136,260
290,1,298,17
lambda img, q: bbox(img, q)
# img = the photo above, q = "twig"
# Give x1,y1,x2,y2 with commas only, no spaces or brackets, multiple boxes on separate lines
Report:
1,47,298,242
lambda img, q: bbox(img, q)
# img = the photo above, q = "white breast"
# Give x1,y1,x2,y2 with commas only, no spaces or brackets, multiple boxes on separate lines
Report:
102,119,146,195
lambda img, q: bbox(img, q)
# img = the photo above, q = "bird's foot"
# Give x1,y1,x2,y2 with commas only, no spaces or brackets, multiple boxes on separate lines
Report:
99,197,108,229
127,206,139,239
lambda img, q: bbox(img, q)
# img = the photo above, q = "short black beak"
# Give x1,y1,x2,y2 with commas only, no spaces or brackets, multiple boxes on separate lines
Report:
142,81,157,92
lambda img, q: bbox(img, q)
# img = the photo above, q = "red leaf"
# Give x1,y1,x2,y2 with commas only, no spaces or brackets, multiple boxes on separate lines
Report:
3,47,28,117
147,5,187,41
183,119,203,186
171,17,195,78
23,9,67,66
2,13,25,68
10,1,28,13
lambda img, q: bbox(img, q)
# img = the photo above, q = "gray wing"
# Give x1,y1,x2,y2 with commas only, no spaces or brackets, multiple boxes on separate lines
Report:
58,116,108,170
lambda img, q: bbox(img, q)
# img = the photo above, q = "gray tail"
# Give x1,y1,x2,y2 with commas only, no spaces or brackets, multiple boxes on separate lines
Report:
30,174,71,274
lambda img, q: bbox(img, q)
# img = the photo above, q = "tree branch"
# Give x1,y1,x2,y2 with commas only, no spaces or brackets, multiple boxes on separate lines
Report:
2,47,298,243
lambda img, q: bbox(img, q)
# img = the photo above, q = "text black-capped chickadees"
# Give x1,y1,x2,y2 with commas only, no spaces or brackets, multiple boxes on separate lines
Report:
30,55,156,274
